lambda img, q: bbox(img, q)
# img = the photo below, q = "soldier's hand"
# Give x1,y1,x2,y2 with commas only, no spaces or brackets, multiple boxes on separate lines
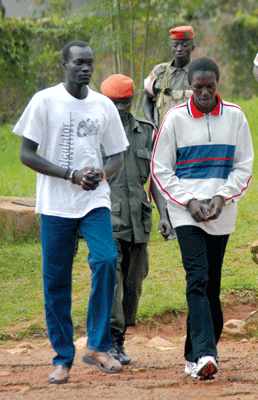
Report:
158,219,172,239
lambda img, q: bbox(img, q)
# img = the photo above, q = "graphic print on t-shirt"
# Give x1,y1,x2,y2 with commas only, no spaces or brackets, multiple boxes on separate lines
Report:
59,112,75,170
77,119,99,137
59,112,100,170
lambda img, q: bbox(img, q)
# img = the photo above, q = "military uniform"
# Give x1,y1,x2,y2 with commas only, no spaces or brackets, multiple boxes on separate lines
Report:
102,113,154,334
144,60,192,126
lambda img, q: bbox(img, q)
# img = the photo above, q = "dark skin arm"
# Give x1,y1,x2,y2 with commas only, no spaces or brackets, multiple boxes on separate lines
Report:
142,92,158,130
150,179,171,239
187,196,224,223
20,136,70,179
20,136,123,190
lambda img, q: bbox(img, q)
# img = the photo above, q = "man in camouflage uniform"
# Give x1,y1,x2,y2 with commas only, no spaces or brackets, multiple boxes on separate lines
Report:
101,74,171,365
143,25,195,129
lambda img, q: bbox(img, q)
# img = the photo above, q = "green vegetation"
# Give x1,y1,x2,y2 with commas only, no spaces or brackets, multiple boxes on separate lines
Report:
1,1,258,122
0,96,258,341
219,12,258,98
0,124,36,197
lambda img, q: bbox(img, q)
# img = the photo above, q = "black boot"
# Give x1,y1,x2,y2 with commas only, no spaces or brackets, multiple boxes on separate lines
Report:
118,331,131,365
109,329,131,365
108,330,121,361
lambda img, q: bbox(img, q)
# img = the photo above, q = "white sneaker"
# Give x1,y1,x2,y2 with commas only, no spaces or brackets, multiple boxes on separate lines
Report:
196,356,218,379
185,360,198,378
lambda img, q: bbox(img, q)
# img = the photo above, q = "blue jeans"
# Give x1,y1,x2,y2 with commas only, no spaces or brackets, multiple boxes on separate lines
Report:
176,225,229,363
41,207,117,368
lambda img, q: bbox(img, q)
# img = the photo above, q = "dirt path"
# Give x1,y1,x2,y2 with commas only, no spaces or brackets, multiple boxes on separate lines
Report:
1,300,258,400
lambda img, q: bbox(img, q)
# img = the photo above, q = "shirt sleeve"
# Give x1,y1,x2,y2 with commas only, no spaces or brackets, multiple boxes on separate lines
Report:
254,53,258,67
13,92,44,145
151,113,195,208
144,69,158,97
215,111,254,204
144,63,168,97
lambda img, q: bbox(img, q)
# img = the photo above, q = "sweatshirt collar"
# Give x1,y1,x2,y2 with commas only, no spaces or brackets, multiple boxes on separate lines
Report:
187,93,223,118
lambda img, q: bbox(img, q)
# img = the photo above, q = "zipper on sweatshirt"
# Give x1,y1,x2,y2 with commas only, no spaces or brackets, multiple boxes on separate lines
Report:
206,114,211,142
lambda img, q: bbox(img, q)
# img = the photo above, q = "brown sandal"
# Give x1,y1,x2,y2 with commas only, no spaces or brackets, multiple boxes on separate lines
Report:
48,364,70,384
83,348,123,373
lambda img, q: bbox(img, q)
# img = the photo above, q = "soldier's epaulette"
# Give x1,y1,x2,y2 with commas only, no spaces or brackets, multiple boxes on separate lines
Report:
135,118,156,129
153,62,170,74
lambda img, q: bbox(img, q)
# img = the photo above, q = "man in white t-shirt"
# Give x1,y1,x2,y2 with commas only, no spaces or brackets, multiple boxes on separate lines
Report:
253,53,258,82
13,40,129,383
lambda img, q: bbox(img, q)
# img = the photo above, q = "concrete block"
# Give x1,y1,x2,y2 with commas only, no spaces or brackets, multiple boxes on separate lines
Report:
0,196,40,240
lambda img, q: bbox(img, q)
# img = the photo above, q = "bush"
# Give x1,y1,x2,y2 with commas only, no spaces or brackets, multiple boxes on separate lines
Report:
218,12,258,98
0,18,32,122
0,17,91,123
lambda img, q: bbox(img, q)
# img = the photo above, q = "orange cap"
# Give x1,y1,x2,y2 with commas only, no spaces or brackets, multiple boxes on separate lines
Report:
169,26,194,40
101,74,134,98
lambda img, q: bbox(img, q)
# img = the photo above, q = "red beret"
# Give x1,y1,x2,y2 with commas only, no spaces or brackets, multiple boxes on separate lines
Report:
169,26,194,40
101,74,134,98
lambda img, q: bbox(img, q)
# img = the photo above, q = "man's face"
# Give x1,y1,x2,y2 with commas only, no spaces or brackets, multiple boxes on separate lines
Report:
110,96,134,122
171,39,195,63
63,46,94,86
191,70,218,114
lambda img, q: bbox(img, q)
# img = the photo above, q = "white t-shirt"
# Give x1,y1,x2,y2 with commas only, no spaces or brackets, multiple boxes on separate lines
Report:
13,83,129,218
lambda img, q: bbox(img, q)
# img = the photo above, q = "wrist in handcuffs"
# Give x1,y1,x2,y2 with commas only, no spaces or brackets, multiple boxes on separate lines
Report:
187,198,198,208
213,195,225,205
99,169,106,182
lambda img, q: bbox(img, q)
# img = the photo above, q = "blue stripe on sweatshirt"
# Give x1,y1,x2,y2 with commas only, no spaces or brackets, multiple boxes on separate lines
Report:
176,144,235,179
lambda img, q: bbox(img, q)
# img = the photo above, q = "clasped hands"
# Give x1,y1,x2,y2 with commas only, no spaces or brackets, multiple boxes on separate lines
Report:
73,167,104,191
187,196,224,223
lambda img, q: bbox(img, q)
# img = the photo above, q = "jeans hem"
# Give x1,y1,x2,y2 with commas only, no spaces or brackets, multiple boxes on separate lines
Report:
86,344,111,352
53,361,73,368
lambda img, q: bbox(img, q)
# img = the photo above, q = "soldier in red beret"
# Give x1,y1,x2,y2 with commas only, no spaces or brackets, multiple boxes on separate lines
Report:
143,25,195,129
143,25,195,240
101,74,171,365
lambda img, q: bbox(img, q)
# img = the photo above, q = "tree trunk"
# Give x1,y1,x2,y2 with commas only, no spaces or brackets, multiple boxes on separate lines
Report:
135,0,150,117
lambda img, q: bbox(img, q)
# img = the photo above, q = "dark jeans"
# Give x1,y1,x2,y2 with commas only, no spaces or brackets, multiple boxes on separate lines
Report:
176,225,229,363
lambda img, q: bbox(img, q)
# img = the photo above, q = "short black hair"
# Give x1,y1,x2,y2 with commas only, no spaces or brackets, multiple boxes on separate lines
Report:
62,40,91,62
188,57,220,85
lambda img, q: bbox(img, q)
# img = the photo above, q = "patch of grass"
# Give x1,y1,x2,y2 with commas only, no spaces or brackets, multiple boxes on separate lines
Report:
1,96,258,339
136,238,187,322
0,242,43,328
0,331,9,341
0,124,36,197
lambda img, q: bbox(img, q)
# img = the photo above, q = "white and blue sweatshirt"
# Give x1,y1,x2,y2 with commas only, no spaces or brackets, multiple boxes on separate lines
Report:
151,94,254,235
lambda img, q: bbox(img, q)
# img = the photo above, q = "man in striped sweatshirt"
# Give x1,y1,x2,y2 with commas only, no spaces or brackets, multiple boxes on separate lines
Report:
151,57,254,380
